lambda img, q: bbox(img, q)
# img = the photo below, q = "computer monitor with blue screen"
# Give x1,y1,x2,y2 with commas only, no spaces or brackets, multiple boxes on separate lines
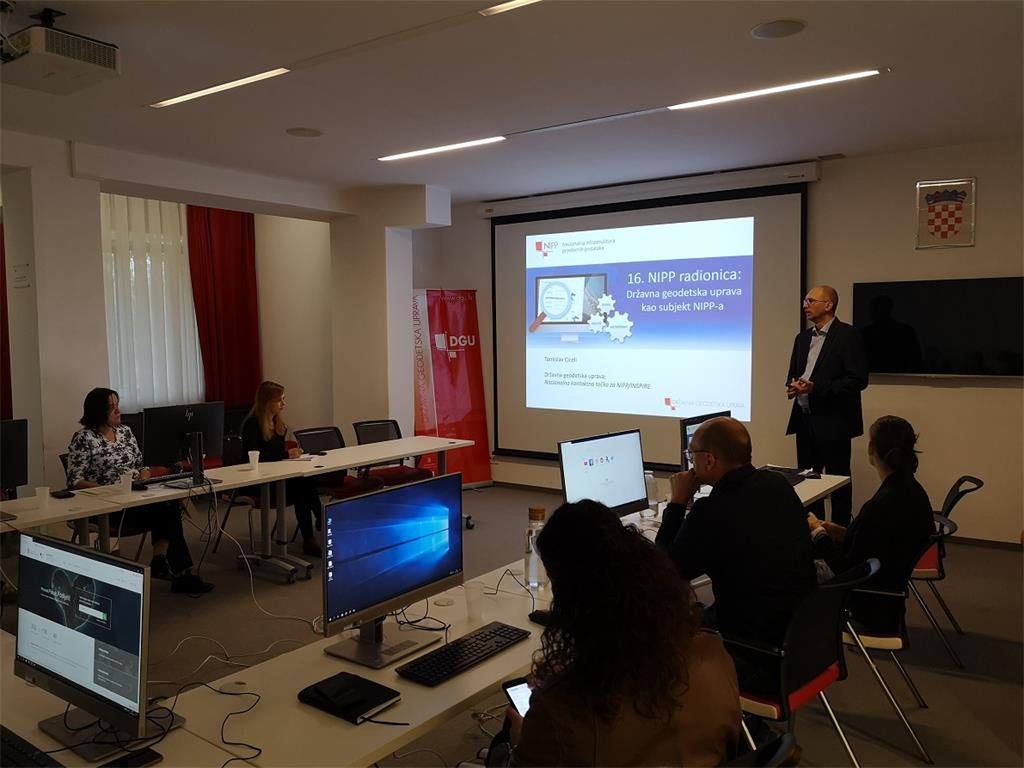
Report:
14,534,182,761
322,473,464,669
679,410,731,470
558,429,648,516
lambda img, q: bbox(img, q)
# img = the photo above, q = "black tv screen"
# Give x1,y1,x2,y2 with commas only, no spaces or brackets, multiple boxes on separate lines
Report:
852,277,1023,376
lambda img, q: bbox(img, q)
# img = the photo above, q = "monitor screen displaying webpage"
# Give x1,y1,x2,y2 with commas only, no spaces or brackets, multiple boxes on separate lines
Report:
558,429,648,516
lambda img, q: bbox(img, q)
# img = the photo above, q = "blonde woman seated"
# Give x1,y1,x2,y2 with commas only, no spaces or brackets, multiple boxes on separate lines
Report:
240,381,323,557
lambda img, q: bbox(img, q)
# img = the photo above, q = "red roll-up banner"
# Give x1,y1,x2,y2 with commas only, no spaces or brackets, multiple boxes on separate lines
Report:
413,290,492,484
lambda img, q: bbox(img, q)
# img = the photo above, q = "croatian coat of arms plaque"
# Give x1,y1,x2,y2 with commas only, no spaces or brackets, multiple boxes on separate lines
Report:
916,178,975,249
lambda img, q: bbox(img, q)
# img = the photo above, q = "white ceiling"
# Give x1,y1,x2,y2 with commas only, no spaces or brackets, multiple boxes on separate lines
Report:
2,0,1021,203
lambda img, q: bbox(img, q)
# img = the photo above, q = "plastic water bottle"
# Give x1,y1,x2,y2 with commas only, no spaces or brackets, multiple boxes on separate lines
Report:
643,470,659,519
524,506,547,589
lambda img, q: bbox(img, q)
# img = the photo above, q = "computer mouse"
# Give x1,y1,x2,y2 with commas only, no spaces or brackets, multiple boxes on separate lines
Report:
312,451,328,456
131,481,147,492
528,609,551,626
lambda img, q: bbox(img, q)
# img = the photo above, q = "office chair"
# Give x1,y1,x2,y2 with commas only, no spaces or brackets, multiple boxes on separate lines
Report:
842,544,937,764
293,426,385,500
910,475,983,649
722,559,879,768
351,419,433,486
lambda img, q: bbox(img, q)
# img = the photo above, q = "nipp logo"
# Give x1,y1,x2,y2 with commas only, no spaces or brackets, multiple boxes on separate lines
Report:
534,240,559,259
434,332,477,359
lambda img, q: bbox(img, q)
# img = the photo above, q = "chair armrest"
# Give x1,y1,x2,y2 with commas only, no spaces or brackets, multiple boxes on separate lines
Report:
719,633,785,658
852,587,907,599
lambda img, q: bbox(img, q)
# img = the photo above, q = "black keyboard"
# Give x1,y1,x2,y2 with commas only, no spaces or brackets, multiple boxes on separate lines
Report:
396,621,530,687
140,471,191,485
0,725,65,767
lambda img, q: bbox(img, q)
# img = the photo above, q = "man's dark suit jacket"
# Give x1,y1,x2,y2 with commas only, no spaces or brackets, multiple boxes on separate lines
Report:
786,318,869,440
655,465,817,646
812,472,934,631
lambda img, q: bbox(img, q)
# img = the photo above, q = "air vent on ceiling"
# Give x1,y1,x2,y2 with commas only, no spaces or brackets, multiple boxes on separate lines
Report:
2,25,120,94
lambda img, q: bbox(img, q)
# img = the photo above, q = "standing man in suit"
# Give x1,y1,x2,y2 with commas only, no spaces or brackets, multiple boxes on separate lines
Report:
786,285,869,526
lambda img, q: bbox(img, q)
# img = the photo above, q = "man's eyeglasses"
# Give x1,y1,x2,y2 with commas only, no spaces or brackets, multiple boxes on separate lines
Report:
684,449,710,463
802,297,827,305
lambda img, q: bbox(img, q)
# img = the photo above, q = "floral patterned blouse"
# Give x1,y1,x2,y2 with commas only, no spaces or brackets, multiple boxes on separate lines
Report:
66,425,146,487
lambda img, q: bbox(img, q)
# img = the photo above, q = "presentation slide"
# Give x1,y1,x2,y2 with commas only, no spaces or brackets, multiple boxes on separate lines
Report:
559,431,647,509
526,218,753,420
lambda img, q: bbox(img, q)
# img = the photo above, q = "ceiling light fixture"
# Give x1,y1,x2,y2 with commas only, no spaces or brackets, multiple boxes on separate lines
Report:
285,127,324,138
667,69,880,111
479,0,543,18
149,67,290,108
378,136,506,162
750,19,806,39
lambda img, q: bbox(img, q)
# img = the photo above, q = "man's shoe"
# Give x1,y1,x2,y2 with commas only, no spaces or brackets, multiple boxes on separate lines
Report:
171,571,214,594
149,555,173,581
302,537,322,558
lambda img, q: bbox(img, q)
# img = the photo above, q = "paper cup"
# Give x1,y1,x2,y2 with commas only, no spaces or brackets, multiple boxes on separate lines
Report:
248,451,260,473
121,471,135,491
464,581,484,622
35,487,50,506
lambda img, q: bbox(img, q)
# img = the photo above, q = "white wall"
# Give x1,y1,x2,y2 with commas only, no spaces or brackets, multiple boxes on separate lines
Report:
437,138,1023,543
254,215,333,434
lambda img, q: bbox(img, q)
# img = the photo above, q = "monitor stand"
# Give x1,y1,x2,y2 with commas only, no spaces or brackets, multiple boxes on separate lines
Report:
324,616,440,669
39,706,185,762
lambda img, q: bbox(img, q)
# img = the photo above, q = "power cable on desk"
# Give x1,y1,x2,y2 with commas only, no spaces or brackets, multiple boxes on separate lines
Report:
394,598,451,644
391,746,447,764
485,568,536,613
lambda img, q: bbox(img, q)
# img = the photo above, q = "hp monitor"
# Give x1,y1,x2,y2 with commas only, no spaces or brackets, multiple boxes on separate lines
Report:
1,417,28,497
558,429,648,516
679,410,731,470
322,473,464,668
142,401,224,487
15,534,182,761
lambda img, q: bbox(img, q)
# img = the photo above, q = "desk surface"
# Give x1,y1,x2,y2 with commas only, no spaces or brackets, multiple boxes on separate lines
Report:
0,493,122,534
174,562,540,768
0,632,244,768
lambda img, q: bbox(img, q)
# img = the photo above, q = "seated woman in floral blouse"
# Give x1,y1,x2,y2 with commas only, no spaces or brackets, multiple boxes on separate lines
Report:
66,388,213,594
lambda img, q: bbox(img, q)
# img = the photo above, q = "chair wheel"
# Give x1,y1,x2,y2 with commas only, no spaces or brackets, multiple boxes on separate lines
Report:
287,573,297,584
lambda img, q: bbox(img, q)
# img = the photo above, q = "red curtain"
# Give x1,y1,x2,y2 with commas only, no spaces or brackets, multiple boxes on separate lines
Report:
186,206,262,408
1,221,12,420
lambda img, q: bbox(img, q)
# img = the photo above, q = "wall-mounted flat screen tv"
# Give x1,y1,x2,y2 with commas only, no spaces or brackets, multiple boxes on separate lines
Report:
852,277,1022,376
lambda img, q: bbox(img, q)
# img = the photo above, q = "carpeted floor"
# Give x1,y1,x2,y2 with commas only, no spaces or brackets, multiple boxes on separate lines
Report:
2,484,1021,766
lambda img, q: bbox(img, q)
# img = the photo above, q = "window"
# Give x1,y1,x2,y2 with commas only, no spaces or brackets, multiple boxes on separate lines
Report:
100,193,204,410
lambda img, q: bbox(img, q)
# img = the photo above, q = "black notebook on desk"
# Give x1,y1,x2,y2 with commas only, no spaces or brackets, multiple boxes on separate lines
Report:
298,671,401,724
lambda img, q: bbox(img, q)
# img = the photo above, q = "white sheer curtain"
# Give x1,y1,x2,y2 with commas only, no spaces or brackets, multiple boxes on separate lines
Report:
101,193,204,411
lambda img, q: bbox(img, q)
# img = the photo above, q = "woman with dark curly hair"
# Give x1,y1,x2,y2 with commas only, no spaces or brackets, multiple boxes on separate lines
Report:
492,499,740,766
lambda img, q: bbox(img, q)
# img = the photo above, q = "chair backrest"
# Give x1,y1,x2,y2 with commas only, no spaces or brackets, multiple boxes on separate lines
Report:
940,475,983,518
59,453,70,485
294,426,346,453
222,434,246,467
352,419,402,445
724,733,797,767
781,559,880,693
120,412,144,452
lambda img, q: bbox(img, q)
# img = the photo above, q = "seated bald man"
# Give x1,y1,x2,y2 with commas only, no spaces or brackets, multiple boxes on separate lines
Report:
655,417,816,685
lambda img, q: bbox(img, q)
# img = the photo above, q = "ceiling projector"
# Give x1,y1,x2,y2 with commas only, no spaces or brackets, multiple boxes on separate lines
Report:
1,7,120,94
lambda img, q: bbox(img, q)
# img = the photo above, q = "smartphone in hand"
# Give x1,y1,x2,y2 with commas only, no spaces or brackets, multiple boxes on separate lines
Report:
502,677,532,717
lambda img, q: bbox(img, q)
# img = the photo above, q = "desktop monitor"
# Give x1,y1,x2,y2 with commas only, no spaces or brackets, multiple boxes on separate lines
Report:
14,534,182,761
142,401,225,469
558,429,648,517
322,473,464,669
1,417,28,496
679,410,732,470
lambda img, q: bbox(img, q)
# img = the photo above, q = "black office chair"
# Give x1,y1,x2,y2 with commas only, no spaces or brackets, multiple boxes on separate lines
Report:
351,419,433,486
293,426,385,500
910,475,983,647
842,543,937,764
723,559,879,768
724,732,798,767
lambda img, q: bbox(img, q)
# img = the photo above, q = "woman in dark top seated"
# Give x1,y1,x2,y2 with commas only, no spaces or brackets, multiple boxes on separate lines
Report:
240,381,323,557
490,500,741,767
808,415,934,631
67,388,213,594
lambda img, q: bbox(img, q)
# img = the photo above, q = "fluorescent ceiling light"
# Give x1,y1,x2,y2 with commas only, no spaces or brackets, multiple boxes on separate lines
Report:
378,136,506,161
479,0,543,17
149,67,290,108
667,69,880,111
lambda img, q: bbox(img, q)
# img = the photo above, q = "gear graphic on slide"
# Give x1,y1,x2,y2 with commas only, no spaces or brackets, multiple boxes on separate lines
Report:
606,311,634,342
597,293,616,314
587,314,607,333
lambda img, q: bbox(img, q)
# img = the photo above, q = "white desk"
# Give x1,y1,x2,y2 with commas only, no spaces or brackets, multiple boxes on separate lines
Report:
173,562,539,767
0,632,246,768
0,493,123,546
